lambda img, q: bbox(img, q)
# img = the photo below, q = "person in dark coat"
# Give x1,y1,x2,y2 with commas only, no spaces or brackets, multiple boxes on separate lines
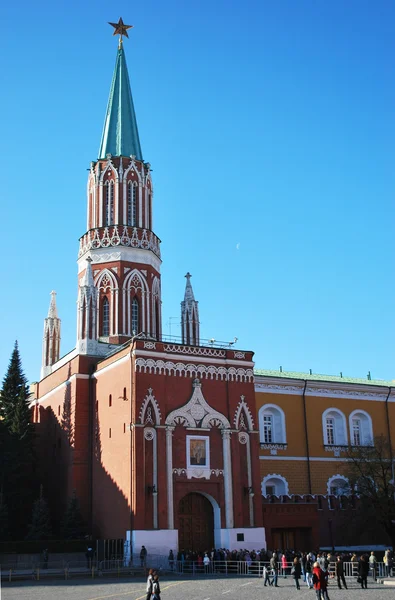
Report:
358,555,369,589
335,556,347,589
292,557,302,589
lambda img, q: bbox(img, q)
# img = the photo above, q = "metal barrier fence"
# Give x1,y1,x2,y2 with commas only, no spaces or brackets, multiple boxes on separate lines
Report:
1,559,393,582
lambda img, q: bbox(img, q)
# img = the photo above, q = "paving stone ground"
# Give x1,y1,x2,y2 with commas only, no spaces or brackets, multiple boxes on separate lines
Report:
1,575,394,600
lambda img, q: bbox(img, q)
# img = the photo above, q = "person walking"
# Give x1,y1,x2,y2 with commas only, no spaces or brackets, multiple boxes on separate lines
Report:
335,556,347,590
305,553,313,589
263,564,273,587
292,556,302,590
151,573,161,599
146,568,155,600
313,561,330,600
168,550,174,571
270,553,279,587
140,545,147,567
369,551,377,581
281,553,287,577
358,555,369,589
203,552,210,573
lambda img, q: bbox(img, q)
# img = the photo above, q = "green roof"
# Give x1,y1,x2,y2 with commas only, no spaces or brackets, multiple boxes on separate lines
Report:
98,44,143,160
254,368,394,387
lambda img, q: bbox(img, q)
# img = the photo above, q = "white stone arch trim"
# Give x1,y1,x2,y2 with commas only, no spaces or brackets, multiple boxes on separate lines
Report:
123,157,143,183
123,268,149,293
348,409,373,445
326,474,350,496
261,474,289,496
99,158,118,183
123,269,150,335
165,378,230,429
234,396,255,431
95,268,118,291
258,403,287,444
322,407,348,446
135,358,254,382
139,387,162,426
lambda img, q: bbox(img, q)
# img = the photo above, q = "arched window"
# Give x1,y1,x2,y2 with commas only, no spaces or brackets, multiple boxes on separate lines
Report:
322,408,348,446
261,474,289,496
127,182,137,226
102,297,110,336
258,404,286,444
104,181,114,226
349,410,373,446
131,297,139,334
327,475,350,496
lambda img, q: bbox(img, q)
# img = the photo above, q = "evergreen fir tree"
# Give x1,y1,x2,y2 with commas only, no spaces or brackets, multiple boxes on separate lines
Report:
61,493,85,539
9,385,32,441
26,488,52,540
0,342,35,539
0,341,28,427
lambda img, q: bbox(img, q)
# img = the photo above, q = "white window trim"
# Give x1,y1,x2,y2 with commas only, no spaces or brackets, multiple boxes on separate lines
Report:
261,473,289,496
348,409,373,446
322,408,348,446
186,435,210,470
327,474,350,496
258,404,287,444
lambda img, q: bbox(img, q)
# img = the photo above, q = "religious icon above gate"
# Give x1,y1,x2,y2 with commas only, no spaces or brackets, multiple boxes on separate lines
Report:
186,435,210,471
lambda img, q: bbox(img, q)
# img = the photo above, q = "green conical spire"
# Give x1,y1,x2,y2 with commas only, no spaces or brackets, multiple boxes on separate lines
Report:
98,43,143,160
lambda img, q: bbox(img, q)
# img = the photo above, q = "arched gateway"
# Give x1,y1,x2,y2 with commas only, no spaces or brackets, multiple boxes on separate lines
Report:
178,493,214,552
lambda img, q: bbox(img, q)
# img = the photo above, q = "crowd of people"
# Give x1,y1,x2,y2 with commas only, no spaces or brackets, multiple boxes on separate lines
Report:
164,546,394,591
140,545,394,599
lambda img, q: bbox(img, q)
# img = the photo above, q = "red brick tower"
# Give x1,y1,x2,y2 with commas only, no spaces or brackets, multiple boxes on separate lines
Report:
77,34,161,353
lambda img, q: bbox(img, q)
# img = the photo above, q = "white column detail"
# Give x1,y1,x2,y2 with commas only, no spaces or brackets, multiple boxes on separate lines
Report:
222,429,234,528
166,426,175,529
99,183,103,227
245,434,254,527
123,180,127,225
115,178,119,224
138,185,143,228
153,430,158,529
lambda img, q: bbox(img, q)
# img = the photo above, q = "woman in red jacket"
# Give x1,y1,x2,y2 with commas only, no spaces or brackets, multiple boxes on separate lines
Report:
312,562,330,600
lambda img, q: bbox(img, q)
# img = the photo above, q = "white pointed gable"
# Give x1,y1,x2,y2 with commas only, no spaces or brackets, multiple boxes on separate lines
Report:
165,379,230,429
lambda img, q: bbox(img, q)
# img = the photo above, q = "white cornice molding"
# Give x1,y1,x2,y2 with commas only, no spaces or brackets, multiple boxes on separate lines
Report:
259,455,350,462
77,247,161,272
133,348,254,368
255,379,394,401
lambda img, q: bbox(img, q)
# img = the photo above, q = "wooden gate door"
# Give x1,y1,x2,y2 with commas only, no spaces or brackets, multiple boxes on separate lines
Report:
178,493,214,552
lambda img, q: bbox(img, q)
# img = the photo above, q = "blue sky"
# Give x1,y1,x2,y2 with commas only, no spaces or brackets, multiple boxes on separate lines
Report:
1,0,394,383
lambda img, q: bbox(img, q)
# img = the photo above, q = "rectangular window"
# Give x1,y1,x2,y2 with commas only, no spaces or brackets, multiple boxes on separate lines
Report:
263,415,273,443
266,485,275,495
353,418,361,446
326,417,335,445
330,486,338,496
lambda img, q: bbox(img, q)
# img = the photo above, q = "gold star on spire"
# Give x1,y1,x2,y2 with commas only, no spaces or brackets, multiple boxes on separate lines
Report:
108,18,133,44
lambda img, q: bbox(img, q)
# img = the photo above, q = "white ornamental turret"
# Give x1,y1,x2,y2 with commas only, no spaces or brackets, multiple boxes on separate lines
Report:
41,291,61,379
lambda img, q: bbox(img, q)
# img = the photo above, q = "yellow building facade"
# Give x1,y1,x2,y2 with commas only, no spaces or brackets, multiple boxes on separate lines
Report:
254,370,395,498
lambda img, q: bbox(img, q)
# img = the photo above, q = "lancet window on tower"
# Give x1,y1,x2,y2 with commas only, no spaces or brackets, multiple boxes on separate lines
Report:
104,181,114,226
131,297,139,334
127,182,137,226
102,297,110,336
